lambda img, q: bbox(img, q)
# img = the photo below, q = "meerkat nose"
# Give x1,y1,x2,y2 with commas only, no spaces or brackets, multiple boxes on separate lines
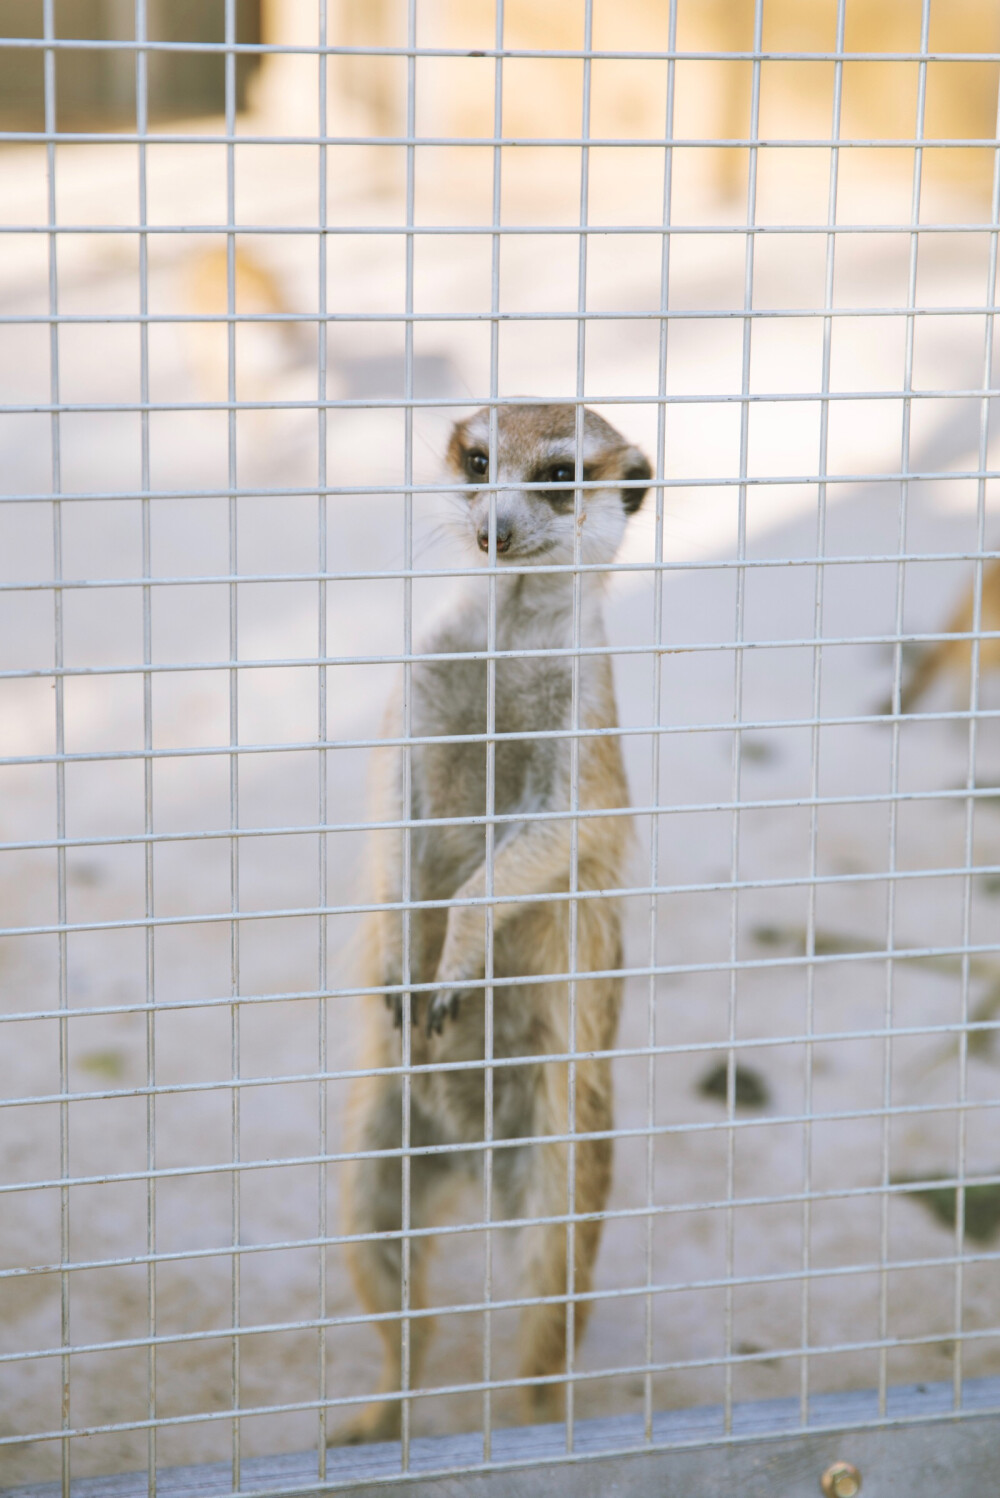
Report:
477,525,512,553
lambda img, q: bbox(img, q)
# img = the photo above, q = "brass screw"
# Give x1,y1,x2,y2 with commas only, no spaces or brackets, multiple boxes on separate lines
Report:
821,1461,862,1498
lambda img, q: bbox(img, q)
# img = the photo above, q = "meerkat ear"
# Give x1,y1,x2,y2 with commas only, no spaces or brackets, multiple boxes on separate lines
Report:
446,420,468,473
621,448,652,514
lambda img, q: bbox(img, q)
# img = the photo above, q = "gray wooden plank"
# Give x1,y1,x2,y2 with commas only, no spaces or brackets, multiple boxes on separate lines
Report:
4,1376,999,1498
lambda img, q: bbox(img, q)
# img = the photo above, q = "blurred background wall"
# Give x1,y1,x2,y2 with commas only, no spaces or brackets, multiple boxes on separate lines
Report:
3,1,998,199
272,0,1000,200
0,1,262,127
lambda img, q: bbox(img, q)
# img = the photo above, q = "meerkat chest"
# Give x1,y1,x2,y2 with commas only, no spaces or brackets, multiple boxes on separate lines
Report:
413,652,572,817
409,651,573,899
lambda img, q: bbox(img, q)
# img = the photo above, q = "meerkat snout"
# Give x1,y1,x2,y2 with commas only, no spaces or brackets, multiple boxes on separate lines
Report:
477,520,513,553
447,403,651,564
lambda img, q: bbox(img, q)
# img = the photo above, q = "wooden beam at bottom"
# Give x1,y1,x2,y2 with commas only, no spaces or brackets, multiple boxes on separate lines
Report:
4,1375,999,1498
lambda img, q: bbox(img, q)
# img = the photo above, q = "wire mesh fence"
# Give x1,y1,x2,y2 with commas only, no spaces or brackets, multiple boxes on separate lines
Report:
1,1,999,1495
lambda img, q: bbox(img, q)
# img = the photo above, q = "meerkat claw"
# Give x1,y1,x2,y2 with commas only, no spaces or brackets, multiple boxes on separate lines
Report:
426,988,465,1036
385,991,409,1030
426,994,446,1036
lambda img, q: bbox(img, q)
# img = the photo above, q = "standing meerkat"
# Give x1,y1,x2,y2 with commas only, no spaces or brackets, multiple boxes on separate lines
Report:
339,403,651,1444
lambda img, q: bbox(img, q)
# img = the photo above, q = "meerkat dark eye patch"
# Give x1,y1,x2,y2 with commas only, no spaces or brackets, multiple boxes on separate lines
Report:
465,450,489,480
535,461,591,510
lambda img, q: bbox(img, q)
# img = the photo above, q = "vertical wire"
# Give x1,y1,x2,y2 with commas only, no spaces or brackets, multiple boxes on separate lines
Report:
223,0,241,1483
566,0,594,1455
316,0,330,1473
481,0,505,1463
952,61,1000,1416
723,0,763,1436
134,0,156,1488
798,0,846,1427
42,5,70,1495
877,0,931,1418
399,0,417,1469
643,0,677,1445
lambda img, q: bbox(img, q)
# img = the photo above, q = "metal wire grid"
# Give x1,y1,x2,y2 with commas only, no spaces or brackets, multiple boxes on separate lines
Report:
1,1,1000,1494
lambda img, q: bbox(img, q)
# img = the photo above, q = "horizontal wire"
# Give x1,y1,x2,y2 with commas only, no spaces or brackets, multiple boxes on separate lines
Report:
3,779,999,861
5,1004,999,1110
6,1243,1000,1366
5,1324,999,1450
8,384,1000,415
3,547,999,596
4,917,999,1025
8,221,1000,239
2,37,1000,61
6,130,1000,148
2,969,999,1054
1,467,997,507
4,1095,1000,1199
3,704,998,776
5,303,1000,327
27,935,993,1004
4,856,1000,943
3,626,1000,687
6,1169,1000,1283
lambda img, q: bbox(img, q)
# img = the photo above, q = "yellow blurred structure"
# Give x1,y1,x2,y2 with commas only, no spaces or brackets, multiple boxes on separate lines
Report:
180,243,313,399
250,0,1000,203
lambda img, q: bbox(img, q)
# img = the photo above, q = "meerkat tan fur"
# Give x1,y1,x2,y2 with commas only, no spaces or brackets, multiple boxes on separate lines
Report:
897,558,1000,713
337,404,651,1444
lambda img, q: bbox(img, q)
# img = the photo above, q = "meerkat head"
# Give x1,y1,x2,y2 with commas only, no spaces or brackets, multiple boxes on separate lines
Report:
446,403,651,566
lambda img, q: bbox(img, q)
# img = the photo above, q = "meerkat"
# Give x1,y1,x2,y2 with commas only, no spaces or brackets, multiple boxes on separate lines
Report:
338,404,651,1444
896,558,1000,714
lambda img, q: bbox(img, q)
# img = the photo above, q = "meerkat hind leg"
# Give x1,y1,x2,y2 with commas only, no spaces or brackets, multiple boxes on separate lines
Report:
515,1061,614,1424
337,1078,454,1445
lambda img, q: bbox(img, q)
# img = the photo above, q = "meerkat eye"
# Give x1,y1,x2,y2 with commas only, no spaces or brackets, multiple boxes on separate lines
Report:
549,463,575,485
466,451,489,479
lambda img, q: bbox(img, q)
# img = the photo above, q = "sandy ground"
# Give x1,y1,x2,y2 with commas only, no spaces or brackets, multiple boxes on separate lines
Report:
0,129,999,1488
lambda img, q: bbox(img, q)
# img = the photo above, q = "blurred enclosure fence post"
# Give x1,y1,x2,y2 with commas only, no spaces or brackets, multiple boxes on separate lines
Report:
1,1,1000,1496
